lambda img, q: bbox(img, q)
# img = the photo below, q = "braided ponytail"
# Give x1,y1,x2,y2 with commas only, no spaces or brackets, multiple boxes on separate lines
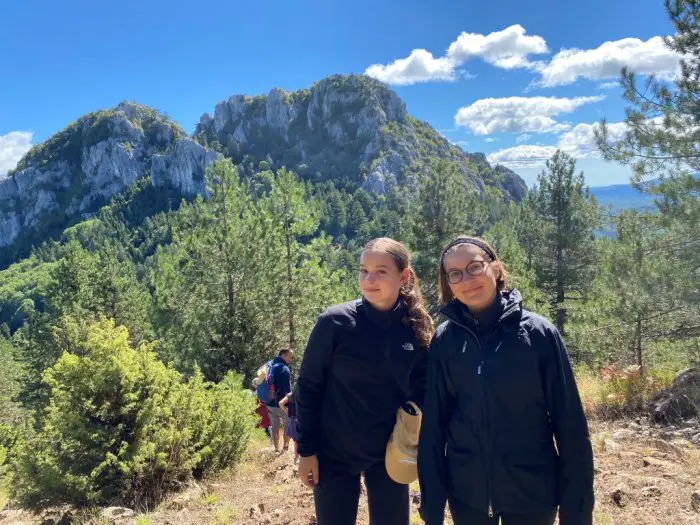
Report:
400,267,434,348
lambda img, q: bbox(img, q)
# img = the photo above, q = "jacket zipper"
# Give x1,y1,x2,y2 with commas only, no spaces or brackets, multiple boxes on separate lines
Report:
450,319,496,518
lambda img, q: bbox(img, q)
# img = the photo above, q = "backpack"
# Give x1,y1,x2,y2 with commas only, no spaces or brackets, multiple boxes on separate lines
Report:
255,360,277,404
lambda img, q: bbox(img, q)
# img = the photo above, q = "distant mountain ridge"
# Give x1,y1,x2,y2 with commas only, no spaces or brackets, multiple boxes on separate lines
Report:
589,181,656,211
0,74,528,267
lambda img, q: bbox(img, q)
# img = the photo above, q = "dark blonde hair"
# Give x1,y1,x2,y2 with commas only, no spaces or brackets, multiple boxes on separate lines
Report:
362,238,434,348
437,235,510,305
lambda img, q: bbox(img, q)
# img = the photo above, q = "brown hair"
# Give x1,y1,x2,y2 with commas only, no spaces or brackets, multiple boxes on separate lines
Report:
362,238,434,348
278,347,294,358
437,235,510,305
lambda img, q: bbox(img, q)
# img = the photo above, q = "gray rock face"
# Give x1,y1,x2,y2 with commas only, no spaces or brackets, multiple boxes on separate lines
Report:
0,102,216,249
196,74,526,202
151,139,219,196
1,75,529,256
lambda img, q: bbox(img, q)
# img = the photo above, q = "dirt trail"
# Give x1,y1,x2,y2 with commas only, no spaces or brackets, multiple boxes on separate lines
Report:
1,421,698,524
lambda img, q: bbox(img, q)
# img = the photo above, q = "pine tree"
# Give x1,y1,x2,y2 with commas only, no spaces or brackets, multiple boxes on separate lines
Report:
263,167,319,350
596,0,700,313
525,150,601,335
411,159,487,312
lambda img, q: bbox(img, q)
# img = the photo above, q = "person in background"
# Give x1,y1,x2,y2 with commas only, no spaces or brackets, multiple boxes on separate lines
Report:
296,237,433,525
418,236,594,525
267,348,294,454
252,379,272,440
279,390,299,464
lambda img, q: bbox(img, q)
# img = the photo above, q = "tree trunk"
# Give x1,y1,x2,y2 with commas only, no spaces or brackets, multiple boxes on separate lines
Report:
285,229,296,350
555,247,566,336
635,314,644,374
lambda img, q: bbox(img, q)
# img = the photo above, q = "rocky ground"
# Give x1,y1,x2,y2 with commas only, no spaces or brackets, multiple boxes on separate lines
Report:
1,419,699,525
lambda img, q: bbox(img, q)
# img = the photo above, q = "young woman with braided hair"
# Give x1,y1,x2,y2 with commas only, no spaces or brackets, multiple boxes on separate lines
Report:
296,237,432,525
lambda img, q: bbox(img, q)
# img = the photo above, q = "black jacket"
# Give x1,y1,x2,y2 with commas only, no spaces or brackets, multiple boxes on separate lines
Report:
296,298,428,477
418,290,594,525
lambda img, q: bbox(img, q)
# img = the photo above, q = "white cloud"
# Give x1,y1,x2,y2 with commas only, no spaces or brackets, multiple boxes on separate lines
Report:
446,24,548,70
487,145,558,169
557,121,628,158
0,131,33,177
516,133,533,143
596,81,620,90
455,95,604,135
539,36,682,87
488,120,629,169
365,24,548,85
365,49,456,85
484,137,497,143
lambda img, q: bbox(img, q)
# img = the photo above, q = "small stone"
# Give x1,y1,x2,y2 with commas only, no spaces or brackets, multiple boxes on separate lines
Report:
612,429,637,441
410,491,421,505
642,456,664,467
611,486,629,507
603,439,621,451
691,492,700,513
642,486,662,498
100,507,136,523
690,492,700,514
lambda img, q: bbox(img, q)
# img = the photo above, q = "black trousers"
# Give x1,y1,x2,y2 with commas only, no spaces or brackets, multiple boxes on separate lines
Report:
313,462,409,525
449,499,557,525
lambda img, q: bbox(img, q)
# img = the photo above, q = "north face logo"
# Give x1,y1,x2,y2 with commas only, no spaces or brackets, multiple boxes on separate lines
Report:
402,343,414,352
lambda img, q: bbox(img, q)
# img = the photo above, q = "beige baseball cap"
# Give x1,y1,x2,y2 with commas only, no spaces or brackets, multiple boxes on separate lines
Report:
385,401,422,484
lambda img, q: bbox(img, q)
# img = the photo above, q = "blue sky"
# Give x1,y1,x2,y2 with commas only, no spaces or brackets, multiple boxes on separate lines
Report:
0,0,678,186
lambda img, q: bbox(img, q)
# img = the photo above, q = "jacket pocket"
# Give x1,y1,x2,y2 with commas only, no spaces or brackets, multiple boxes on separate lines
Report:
500,443,559,509
446,445,489,508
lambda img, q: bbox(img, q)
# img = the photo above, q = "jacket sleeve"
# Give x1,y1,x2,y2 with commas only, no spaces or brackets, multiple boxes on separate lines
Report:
295,312,335,458
418,333,455,525
544,328,595,525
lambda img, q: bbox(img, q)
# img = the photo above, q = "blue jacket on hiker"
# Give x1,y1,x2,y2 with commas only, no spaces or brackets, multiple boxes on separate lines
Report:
267,356,292,408
418,289,594,525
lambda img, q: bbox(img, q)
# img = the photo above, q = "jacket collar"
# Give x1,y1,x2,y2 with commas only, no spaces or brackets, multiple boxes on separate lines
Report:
271,356,288,368
440,289,523,333
358,296,408,329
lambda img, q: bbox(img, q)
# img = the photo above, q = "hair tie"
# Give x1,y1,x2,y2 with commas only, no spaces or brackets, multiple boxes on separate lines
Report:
440,238,497,263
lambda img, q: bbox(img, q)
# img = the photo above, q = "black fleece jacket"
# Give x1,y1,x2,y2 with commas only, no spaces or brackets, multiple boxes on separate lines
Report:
296,298,429,477
418,290,594,525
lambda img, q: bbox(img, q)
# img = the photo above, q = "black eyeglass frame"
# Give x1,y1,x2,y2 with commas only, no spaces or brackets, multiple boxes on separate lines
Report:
445,259,492,284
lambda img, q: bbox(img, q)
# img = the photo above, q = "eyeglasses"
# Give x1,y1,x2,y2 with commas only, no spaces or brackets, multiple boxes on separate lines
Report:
446,260,491,284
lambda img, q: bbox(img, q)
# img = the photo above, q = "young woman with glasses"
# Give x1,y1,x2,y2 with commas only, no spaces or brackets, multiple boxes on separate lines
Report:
418,236,594,525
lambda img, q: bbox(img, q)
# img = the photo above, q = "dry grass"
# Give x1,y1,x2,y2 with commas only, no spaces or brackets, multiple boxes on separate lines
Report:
575,366,675,420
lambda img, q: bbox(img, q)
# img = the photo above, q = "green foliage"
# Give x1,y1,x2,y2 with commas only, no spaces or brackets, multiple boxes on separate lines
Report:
10,319,256,508
410,158,488,312
151,160,354,380
596,0,699,317
0,256,55,332
590,1,700,367
483,206,548,316
0,337,23,425
522,151,601,335
566,212,699,369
